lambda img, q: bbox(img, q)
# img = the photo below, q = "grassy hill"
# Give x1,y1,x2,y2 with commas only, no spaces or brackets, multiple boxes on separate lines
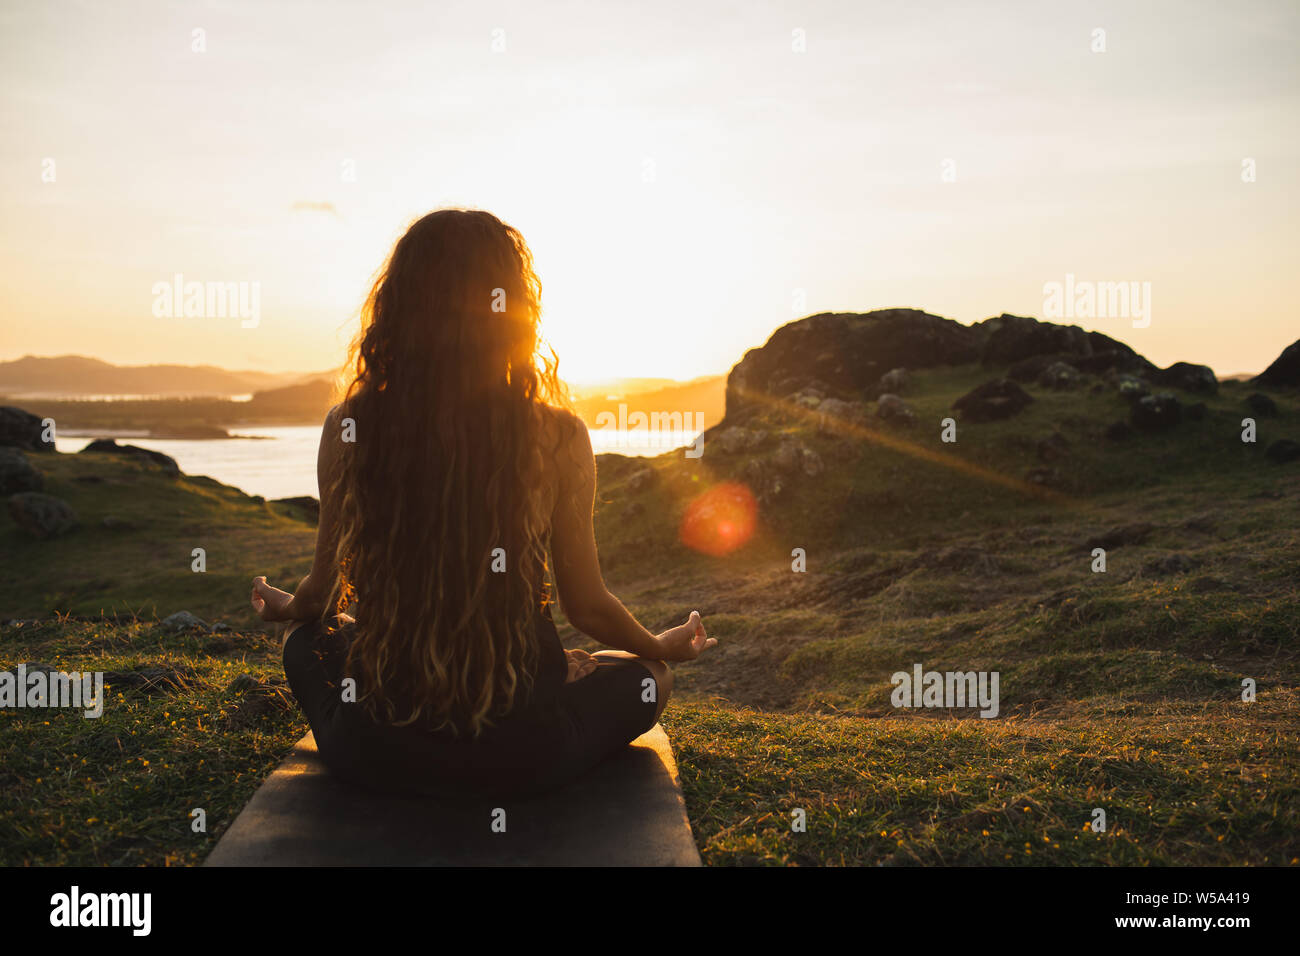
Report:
2,336,1297,865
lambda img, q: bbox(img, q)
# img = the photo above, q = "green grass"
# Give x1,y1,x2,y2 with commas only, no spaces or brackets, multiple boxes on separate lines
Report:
0,451,316,622
662,697,1300,866
0,617,301,866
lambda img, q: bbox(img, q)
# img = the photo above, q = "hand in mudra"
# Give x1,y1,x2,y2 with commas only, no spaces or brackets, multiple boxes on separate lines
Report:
565,648,599,683
655,611,716,662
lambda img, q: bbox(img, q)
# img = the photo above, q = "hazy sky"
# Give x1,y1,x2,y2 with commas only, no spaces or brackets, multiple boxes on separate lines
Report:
1,0,1297,382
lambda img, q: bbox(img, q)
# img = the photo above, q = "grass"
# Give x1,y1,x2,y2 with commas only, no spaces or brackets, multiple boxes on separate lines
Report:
0,617,301,866
2,361,1298,865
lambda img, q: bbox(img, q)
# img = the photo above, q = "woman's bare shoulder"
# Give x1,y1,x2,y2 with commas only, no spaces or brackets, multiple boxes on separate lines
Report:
533,402,586,446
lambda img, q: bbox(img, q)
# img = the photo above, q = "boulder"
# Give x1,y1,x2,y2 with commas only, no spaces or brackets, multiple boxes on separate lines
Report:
1150,362,1217,394
1245,393,1278,418
1265,439,1300,464
6,492,78,538
1130,393,1182,432
772,439,824,477
714,426,767,455
1252,338,1300,388
815,398,863,433
0,406,53,453
877,367,910,394
1036,361,1080,389
1114,374,1150,401
161,611,209,632
952,379,1034,423
79,438,180,477
875,393,917,426
0,447,43,495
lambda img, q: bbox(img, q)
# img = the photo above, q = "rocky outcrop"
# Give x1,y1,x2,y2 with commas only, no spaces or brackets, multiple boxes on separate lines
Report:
1150,362,1217,394
0,406,53,453
79,438,180,477
974,314,1153,373
7,492,78,538
1252,339,1300,388
0,447,43,494
724,310,980,419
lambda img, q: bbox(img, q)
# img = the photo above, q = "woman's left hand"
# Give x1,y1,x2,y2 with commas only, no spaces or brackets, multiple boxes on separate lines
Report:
251,576,295,622
564,648,598,683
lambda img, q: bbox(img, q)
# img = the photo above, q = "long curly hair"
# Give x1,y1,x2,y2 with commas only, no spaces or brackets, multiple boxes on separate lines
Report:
328,209,567,735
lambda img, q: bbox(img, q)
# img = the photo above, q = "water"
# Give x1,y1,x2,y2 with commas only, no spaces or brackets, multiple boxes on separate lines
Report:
56,425,702,499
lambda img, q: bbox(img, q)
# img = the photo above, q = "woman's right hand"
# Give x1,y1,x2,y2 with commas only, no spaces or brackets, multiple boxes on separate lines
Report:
251,575,295,622
655,611,716,662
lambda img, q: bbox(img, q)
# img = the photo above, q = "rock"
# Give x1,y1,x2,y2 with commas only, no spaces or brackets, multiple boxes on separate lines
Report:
1036,432,1070,461
0,447,44,495
6,492,78,538
725,310,980,419
0,406,54,453
211,623,233,633
1104,421,1134,441
1252,338,1300,388
772,439,823,477
714,426,767,455
875,393,916,425
80,438,180,477
1084,523,1155,550
1036,361,1080,389
815,398,862,433
952,379,1034,423
976,314,1153,371
1150,362,1218,394
1245,393,1277,417
1186,402,1207,422
1130,393,1182,431
161,611,209,632
1265,439,1300,464
1115,375,1150,400
274,496,321,521
878,367,909,394
1145,553,1197,575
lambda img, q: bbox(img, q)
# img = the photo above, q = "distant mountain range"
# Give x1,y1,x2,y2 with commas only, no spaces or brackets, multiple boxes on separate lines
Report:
0,355,331,398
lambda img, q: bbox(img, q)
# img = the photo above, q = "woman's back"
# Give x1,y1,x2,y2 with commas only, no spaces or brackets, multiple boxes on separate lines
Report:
254,208,714,799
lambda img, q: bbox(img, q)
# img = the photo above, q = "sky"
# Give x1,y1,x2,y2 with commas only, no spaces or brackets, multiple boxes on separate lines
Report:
0,0,1297,383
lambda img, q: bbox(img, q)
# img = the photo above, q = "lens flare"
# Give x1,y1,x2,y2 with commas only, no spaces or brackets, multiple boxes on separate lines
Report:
679,482,757,556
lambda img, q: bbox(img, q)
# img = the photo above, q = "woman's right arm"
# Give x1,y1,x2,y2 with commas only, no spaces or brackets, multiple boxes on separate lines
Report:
549,411,713,662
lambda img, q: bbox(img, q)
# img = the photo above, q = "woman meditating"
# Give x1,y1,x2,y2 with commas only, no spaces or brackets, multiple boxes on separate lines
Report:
250,208,715,799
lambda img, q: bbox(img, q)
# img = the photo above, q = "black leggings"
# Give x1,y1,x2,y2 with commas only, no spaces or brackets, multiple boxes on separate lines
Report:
283,618,660,801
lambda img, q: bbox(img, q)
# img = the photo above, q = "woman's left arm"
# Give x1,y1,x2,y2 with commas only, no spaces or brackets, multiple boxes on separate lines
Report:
251,405,345,623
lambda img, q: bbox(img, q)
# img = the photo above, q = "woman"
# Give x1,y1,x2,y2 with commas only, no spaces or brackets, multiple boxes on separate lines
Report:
250,208,715,800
